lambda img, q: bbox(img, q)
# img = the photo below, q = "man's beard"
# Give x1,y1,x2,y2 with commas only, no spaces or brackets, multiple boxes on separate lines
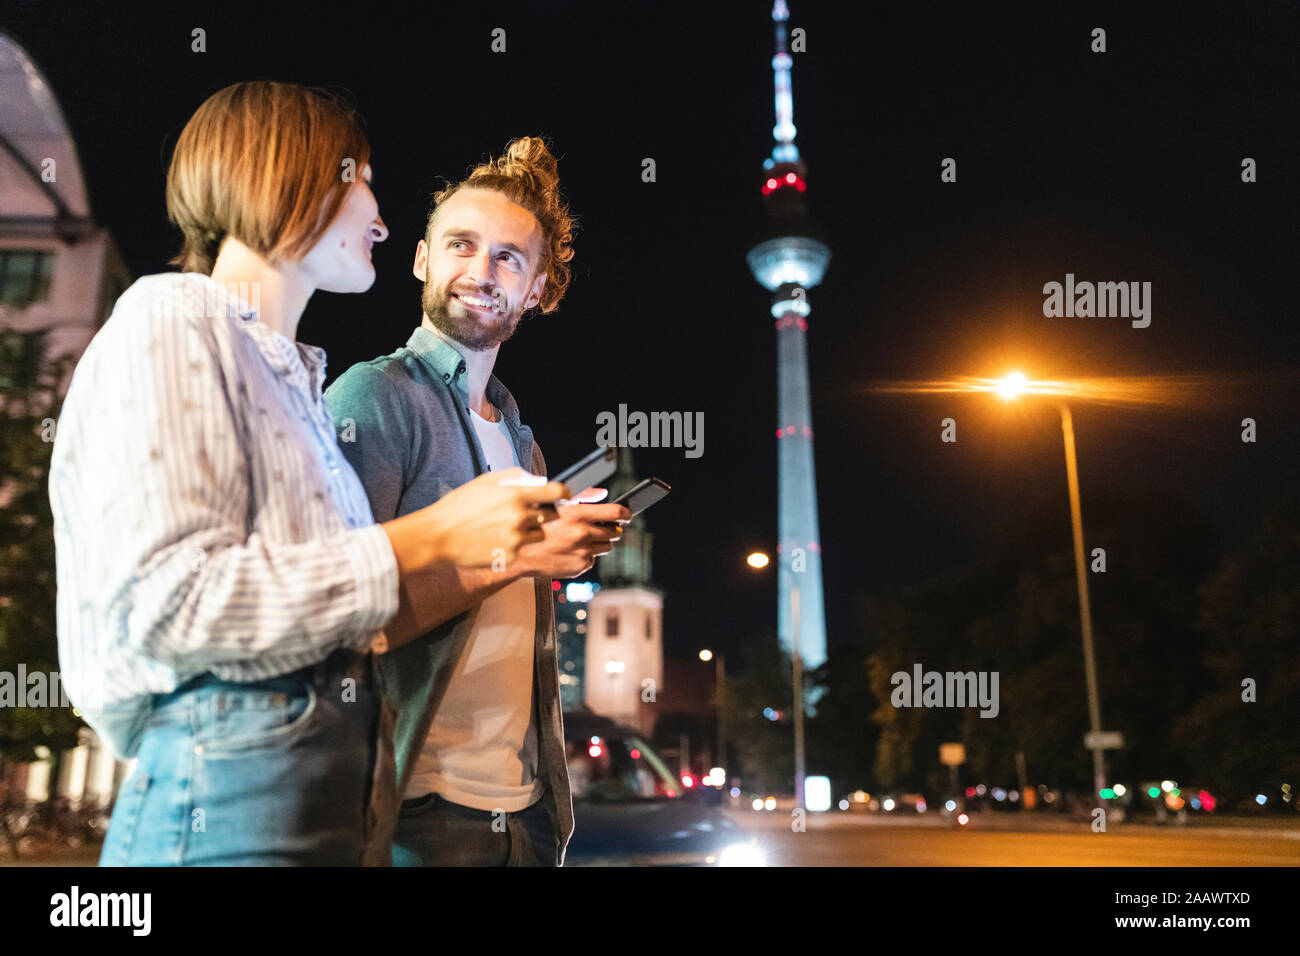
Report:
422,278,523,351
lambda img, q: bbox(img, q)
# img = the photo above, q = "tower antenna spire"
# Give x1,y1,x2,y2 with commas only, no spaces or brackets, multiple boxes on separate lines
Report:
770,0,799,164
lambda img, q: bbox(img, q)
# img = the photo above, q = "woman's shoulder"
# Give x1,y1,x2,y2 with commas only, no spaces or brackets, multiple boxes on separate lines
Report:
72,272,245,389
57,274,240,437
109,272,237,327
90,272,246,358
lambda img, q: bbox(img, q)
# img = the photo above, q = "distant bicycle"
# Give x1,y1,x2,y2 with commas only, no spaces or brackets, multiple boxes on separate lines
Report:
0,797,109,856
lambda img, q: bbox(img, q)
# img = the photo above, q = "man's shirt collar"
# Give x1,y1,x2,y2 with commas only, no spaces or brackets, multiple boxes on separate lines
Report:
407,325,469,392
405,324,522,426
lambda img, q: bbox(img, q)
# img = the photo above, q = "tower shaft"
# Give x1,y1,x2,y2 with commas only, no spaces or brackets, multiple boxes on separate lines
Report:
775,300,828,671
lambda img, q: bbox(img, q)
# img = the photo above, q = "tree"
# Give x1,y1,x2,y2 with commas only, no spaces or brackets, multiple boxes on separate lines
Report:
862,488,1225,796
0,325,81,765
721,628,794,793
805,635,881,795
1177,490,1300,795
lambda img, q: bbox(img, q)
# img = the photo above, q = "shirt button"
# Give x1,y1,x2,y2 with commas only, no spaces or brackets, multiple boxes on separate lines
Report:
442,373,450,382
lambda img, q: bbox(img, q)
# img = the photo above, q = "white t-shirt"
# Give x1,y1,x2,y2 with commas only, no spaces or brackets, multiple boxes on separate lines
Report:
406,406,543,812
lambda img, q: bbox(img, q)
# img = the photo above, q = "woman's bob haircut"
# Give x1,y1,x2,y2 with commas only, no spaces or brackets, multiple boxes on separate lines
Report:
165,81,370,275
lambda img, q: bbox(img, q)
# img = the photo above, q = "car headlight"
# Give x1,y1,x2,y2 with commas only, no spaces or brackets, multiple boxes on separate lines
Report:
718,842,766,867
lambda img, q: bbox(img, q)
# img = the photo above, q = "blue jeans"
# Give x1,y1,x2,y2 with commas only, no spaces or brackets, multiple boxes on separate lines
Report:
391,790,556,866
99,648,397,866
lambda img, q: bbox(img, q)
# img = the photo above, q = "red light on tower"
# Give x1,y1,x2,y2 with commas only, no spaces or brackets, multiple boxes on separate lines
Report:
763,172,809,196
588,744,602,758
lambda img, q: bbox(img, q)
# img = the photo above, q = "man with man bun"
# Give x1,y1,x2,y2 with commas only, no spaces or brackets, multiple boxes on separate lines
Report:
326,138,629,866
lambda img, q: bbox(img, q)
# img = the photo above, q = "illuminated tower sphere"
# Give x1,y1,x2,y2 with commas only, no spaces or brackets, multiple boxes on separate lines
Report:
745,0,830,672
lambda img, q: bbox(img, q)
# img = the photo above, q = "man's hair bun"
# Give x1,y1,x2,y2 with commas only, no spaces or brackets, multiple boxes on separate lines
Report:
428,136,576,314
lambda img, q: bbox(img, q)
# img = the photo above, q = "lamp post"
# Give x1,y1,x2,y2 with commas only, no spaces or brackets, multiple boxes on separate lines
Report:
1058,402,1107,801
791,584,805,811
698,649,728,779
743,549,805,807
996,374,1108,802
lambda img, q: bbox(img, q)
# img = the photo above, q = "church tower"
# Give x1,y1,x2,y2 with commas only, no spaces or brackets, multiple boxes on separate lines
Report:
583,448,664,735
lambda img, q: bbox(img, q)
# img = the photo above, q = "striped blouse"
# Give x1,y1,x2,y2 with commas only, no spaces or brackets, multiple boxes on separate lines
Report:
49,272,399,759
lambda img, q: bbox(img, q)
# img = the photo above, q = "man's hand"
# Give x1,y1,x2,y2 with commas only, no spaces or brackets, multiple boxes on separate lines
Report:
512,487,632,579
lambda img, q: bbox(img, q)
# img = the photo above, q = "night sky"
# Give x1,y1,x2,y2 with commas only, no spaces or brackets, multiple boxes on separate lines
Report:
6,1,1297,668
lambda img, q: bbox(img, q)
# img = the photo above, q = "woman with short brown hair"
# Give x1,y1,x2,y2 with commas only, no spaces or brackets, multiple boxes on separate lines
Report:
49,81,567,865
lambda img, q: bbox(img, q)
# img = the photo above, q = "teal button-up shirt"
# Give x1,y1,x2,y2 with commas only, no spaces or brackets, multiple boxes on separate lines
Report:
324,324,574,864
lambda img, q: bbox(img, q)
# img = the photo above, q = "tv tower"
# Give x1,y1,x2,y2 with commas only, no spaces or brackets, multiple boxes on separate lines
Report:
747,0,831,697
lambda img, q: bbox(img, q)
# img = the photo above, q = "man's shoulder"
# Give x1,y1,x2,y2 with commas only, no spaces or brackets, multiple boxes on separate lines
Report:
325,345,461,434
327,344,435,398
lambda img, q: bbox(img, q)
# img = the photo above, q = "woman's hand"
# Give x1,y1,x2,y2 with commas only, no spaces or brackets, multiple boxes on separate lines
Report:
429,467,568,566
382,467,568,574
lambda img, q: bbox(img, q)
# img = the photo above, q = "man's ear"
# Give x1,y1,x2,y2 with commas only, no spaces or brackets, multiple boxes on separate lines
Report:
525,270,547,310
413,239,428,281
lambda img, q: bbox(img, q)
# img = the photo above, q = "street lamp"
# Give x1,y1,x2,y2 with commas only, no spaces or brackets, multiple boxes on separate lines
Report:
995,372,1108,802
699,648,726,780
743,549,806,809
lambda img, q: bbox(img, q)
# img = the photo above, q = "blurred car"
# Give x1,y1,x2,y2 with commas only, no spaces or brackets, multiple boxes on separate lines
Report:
562,710,764,866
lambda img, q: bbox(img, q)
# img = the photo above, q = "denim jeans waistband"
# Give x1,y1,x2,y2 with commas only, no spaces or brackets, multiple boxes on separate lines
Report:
152,645,372,711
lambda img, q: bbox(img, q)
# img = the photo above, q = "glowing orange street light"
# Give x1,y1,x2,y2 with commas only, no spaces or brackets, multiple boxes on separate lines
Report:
994,373,1108,803
747,551,771,569
995,371,1028,400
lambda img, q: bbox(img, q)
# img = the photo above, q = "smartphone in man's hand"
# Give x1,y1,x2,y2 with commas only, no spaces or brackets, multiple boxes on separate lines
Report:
553,447,617,499
610,477,670,517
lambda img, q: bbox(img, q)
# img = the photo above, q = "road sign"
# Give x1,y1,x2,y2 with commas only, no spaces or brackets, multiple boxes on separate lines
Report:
1084,731,1124,750
939,743,965,766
